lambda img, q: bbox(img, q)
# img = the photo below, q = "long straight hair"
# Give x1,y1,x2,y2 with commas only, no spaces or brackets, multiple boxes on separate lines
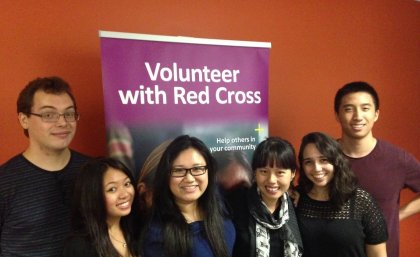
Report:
298,132,357,209
149,135,230,257
71,157,139,257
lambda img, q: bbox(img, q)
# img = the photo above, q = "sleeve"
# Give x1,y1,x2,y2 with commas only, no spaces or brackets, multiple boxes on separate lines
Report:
0,193,4,250
224,219,236,256
0,178,9,250
402,151,420,192
358,189,388,244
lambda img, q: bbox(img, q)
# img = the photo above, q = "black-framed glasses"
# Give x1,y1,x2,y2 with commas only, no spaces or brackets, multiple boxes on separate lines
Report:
28,112,80,123
171,166,208,177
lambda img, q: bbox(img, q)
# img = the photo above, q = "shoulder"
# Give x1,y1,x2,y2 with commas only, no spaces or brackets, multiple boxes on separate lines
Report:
223,218,236,232
0,154,26,172
375,139,411,156
69,150,92,164
0,154,32,188
63,150,92,175
64,233,91,246
354,187,374,201
144,219,163,239
353,187,380,211
375,140,419,168
63,233,98,257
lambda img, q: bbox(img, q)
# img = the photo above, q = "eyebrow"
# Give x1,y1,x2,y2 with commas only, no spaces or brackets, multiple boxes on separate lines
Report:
172,163,206,167
303,155,324,160
38,105,76,111
104,176,130,187
342,103,372,108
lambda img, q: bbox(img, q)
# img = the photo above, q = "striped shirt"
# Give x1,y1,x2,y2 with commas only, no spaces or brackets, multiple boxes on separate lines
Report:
0,151,90,257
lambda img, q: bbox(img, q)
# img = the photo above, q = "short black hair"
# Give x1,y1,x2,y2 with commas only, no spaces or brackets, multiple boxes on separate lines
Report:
252,136,297,172
334,81,379,114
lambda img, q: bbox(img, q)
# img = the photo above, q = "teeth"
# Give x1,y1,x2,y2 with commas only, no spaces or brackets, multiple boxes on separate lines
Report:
352,124,364,129
117,201,130,208
182,185,198,192
313,174,325,179
266,187,279,193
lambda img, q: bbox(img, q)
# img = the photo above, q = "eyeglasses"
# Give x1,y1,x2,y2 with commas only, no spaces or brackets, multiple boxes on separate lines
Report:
171,166,208,177
28,112,80,123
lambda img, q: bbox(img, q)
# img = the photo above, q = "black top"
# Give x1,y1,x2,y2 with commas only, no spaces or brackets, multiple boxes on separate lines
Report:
0,151,90,257
62,233,99,257
296,187,388,257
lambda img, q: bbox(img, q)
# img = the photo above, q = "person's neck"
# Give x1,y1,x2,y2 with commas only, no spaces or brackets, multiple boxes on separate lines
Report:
339,133,377,158
107,217,122,235
177,201,202,223
308,186,329,201
261,195,280,214
107,218,129,256
23,146,71,171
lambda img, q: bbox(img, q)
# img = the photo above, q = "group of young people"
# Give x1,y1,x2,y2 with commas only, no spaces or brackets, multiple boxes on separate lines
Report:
0,77,419,257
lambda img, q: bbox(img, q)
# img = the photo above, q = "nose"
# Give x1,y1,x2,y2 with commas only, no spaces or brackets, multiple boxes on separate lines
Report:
268,172,277,183
314,161,323,172
183,172,195,182
55,114,68,126
352,109,362,120
118,187,129,199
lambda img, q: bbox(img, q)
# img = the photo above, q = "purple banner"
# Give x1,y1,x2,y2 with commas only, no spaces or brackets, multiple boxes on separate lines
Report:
100,31,270,189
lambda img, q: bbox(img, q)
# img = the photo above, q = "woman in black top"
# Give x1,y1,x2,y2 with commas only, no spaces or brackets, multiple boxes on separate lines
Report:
62,157,140,257
296,132,387,257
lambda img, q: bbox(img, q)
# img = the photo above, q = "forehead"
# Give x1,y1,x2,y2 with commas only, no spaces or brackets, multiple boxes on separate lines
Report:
303,143,322,157
173,148,206,165
340,92,375,106
32,91,75,110
103,167,128,184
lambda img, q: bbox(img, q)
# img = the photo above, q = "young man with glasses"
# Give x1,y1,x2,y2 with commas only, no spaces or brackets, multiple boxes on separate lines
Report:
334,81,420,257
0,76,90,257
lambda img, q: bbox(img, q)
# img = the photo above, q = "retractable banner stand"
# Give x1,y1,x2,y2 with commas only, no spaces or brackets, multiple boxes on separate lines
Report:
100,31,271,190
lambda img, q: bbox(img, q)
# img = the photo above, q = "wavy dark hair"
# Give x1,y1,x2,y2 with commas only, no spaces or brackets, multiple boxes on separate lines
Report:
71,157,139,257
147,135,230,257
298,132,357,209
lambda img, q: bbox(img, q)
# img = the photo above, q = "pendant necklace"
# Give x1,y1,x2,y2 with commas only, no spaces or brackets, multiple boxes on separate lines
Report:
109,232,127,248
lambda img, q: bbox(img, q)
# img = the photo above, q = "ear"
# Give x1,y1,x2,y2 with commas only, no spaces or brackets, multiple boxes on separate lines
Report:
334,111,340,122
374,109,380,122
137,182,146,194
18,112,29,129
291,170,296,180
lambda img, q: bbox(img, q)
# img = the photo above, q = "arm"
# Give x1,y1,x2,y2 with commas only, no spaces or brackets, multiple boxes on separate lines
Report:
399,193,420,221
366,243,387,257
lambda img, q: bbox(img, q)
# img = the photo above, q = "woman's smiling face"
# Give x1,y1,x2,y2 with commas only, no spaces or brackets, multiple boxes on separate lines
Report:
169,147,208,206
103,167,135,222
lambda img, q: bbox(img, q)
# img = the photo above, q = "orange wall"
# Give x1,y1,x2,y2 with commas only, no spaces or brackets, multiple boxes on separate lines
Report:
1,1,419,255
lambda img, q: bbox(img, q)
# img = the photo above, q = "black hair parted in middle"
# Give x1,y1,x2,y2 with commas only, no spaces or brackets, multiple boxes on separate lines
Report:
148,134,230,257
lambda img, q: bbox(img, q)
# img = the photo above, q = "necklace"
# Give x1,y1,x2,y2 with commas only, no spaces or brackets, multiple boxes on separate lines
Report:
109,232,127,248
